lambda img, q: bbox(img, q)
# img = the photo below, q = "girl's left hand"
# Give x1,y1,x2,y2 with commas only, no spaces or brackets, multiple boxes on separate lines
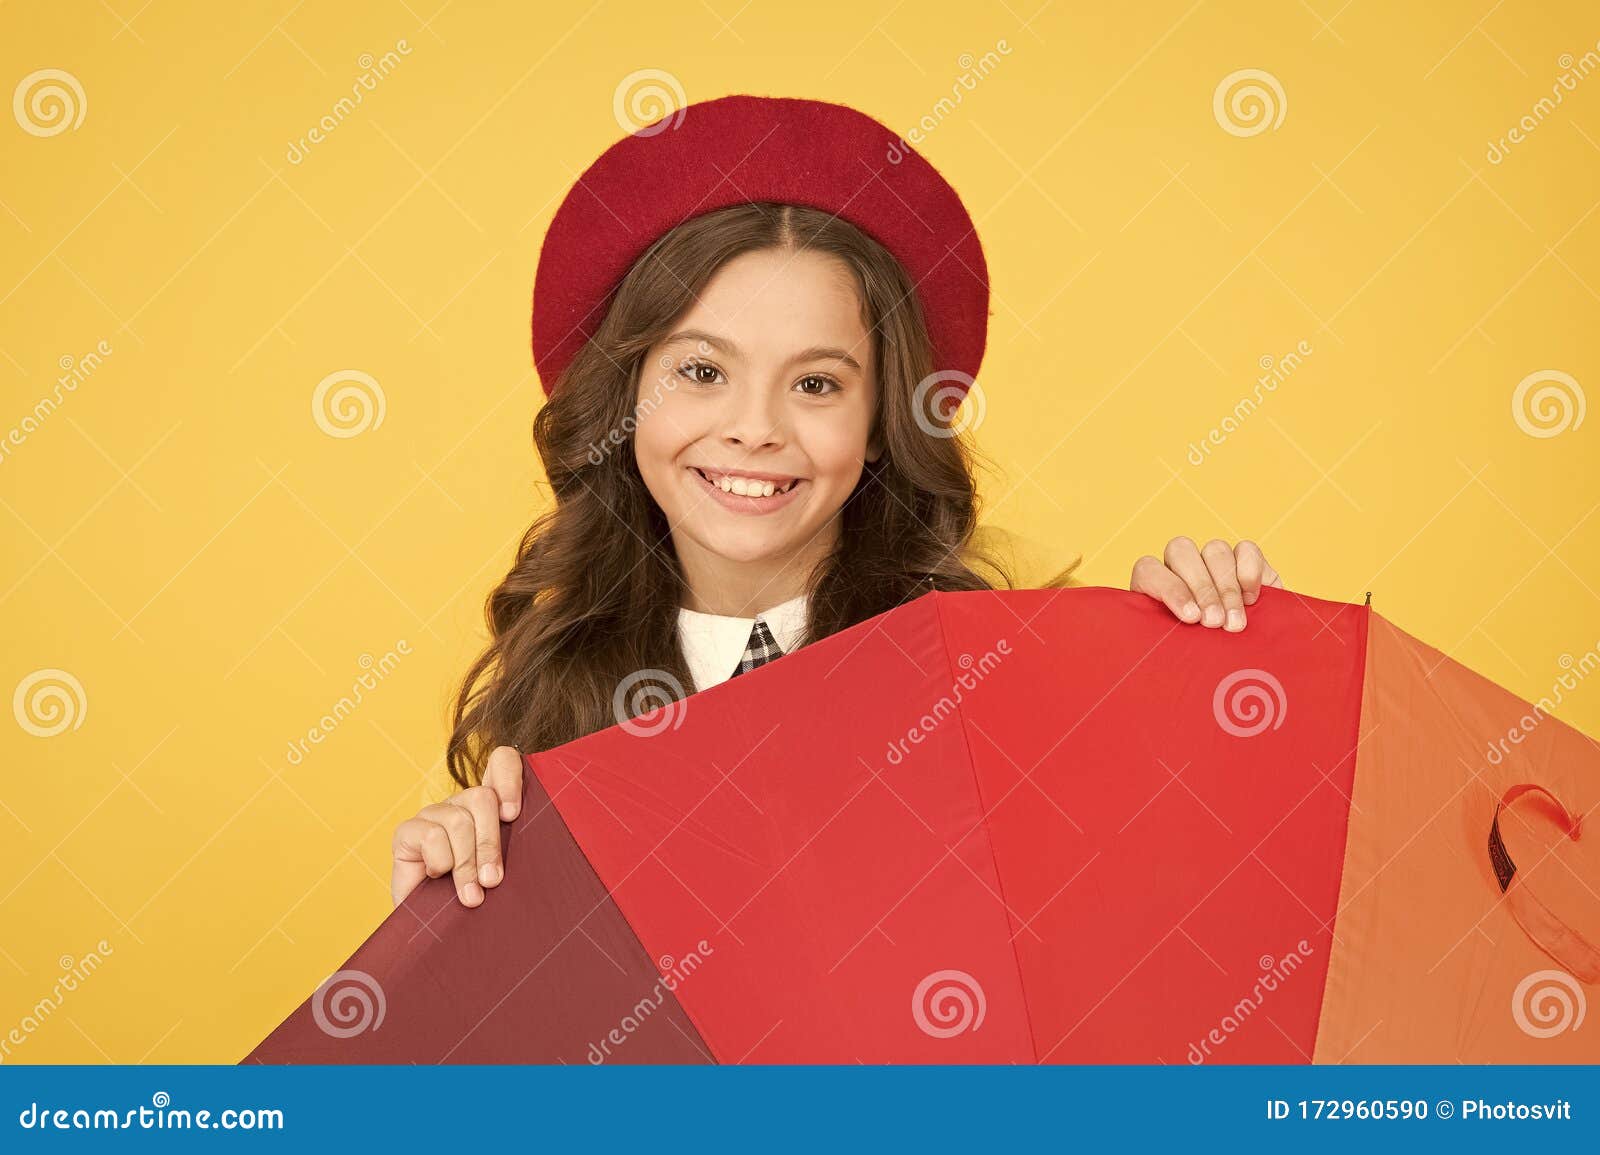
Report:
1130,537,1283,631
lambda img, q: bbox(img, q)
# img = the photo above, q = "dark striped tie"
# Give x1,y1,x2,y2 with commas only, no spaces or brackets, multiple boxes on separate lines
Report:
729,618,784,679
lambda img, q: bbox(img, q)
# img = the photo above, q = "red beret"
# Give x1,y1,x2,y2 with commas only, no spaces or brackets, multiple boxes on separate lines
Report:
531,94,990,398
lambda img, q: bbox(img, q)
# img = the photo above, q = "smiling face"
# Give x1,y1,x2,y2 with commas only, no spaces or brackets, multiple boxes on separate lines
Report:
632,246,882,614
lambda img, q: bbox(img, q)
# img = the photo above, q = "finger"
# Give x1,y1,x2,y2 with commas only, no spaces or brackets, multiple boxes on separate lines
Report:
1162,537,1224,627
418,803,485,906
1129,555,1201,623
1201,538,1246,631
451,785,506,889
1233,540,1268,606
1239,544,1284,596
390,817,453,907
483,745,524,821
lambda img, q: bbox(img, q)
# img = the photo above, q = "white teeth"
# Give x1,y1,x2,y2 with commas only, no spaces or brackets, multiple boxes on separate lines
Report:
704,471,793,497
720,473,780,495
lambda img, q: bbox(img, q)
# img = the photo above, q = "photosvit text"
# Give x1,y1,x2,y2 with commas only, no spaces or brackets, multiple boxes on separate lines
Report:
1265,1098,1573,1121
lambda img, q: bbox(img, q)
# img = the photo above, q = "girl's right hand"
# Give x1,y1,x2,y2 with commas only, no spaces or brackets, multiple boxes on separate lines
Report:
390,745,524,908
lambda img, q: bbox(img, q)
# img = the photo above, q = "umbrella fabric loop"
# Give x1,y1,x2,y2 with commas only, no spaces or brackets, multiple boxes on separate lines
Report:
1489,782,1600,985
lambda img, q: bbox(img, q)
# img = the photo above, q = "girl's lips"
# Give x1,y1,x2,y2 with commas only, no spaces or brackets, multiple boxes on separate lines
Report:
687,466,807,515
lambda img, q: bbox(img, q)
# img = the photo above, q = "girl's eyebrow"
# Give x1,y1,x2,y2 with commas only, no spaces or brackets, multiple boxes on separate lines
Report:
665,328,863,373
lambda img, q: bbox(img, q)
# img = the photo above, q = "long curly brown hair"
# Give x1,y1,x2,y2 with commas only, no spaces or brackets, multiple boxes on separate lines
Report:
446,201,1073,787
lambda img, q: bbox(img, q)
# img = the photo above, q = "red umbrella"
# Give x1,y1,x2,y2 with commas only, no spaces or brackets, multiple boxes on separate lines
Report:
246,586,1600,1064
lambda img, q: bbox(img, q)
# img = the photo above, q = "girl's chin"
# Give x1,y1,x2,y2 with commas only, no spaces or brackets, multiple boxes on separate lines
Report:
679,515,824,566
696,531,805,565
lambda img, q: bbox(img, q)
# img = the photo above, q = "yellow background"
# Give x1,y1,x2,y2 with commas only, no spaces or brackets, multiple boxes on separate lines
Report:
2,0,1596,1062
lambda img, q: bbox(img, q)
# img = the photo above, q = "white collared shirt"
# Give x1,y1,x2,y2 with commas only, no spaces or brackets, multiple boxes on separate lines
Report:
676,593,809,693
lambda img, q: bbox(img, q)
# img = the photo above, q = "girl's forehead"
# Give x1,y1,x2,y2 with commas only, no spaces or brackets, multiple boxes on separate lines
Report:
673,249,871,360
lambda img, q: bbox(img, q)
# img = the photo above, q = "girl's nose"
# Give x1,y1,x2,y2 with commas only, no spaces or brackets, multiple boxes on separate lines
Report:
719,382,785,448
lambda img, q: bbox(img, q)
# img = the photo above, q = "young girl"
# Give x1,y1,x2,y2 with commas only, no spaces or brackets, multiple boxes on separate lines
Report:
389,95,1283,909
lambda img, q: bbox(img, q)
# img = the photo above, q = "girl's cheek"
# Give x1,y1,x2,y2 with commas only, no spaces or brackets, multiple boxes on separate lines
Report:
635,372,677,422
795,412,873,477
640,376,697,425
628,410,672,478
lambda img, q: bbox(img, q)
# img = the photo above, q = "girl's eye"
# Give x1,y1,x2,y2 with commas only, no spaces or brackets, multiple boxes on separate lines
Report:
677,360,724,386
794,375,840,396
674,362,839,395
